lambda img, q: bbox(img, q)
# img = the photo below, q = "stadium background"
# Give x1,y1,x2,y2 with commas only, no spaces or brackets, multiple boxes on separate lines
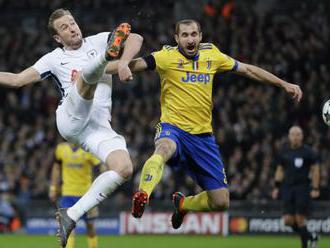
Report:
0,0,329,247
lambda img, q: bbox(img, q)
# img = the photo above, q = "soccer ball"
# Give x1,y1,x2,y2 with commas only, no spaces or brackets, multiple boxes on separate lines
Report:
322,100,330,126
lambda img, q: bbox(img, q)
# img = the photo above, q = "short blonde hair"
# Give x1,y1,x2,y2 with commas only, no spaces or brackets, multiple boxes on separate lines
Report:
48,8,73,35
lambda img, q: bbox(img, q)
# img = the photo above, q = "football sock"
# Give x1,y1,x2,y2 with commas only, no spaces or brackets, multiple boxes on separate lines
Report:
87,235,98,248
182,191,211,212
66,232,75,248
67,171,125,222
297,226,311,248
81,54,108,85
139,154,165,196
291,223,299,233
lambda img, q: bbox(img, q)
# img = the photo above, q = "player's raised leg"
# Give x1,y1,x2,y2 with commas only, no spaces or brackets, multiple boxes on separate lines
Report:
171,189,229,229
171,132,230,229
56,23,131,248
132,138,176,218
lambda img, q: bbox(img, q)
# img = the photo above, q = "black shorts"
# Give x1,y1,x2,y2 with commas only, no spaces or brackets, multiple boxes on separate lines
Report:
281,184,311,216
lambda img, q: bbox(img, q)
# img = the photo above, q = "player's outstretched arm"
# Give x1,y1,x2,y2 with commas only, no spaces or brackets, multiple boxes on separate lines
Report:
116,33,143,81
0,67,41,88
234,62,302,102
106,57,148,75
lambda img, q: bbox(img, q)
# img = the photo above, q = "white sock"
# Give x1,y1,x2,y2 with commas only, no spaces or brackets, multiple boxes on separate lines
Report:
67,171,125,222
81,54,108,85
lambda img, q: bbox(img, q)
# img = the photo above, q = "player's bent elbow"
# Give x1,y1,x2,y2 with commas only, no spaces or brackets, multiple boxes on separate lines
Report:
11,78,24,88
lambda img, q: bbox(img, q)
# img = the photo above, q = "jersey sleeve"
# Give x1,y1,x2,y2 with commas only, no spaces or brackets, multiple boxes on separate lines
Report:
32,53,54,80
152,46,171,72
212,44,238,72
54,144,63,163
89,32,110,51
276,152,285,167
87,153,101,167
310,149,320,165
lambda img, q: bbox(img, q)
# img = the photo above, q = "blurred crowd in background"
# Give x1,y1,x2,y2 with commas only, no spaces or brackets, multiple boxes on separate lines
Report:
0,0,329,231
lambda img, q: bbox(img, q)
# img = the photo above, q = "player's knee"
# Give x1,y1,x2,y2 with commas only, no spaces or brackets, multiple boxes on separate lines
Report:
106,151,134,179
116,160,133,179
155,139,176,160
284,216,294,226
295,217,306,227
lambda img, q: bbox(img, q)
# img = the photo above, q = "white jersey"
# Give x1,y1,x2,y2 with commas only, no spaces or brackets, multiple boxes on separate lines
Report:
32,32,112,109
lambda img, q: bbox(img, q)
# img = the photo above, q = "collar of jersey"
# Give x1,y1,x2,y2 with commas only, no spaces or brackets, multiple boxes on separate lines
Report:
178,46,200,61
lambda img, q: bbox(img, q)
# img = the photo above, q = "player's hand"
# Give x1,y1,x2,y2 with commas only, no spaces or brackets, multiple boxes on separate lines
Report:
310,189,320,199
118,61,133,82
272,188,279,200
282,82,303,102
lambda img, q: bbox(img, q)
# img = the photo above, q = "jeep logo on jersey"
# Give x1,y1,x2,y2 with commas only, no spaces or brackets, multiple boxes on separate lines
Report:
294,158,304,168
87,49,98,59
181,72,210,84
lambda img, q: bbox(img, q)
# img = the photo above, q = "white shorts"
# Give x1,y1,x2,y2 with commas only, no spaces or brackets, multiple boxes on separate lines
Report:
56,86,127,162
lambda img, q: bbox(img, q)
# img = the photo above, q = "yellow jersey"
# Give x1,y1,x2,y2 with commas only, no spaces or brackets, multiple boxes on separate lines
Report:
152,43,237,134
55,142,100,196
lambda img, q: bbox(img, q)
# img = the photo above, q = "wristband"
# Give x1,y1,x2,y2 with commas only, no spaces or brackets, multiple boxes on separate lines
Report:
312,187,319,191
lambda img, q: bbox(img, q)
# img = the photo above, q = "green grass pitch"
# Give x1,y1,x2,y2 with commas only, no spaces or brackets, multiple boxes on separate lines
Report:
0,235,329,248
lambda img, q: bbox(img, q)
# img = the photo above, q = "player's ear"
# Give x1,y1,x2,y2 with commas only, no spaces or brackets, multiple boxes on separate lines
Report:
174,34,179,44
199,32,203,42
53,34,62,45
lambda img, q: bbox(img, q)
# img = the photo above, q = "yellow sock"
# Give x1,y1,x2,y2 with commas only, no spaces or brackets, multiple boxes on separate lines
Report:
139,154,164,196
182,191,211,212
66,233,75,248
87,235,98,248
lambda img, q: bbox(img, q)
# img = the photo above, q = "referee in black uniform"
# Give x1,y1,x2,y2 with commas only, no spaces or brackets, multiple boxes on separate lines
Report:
272,126,320,248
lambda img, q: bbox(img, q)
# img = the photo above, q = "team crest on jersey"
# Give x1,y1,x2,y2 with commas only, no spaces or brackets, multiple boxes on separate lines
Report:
206,58,212,70
87,49,98,59
294,158,304,168
177,59,184,69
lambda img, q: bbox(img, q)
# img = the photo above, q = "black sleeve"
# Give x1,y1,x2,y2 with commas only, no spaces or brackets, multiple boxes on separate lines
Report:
310,149,320,165
276,151,284,167
142,55,156,70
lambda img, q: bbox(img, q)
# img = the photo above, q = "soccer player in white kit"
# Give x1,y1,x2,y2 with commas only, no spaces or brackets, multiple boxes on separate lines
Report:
0,9,143,247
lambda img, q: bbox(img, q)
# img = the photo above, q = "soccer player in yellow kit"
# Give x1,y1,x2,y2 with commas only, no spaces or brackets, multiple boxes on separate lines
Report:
49,142,101,248
108,19,302,229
